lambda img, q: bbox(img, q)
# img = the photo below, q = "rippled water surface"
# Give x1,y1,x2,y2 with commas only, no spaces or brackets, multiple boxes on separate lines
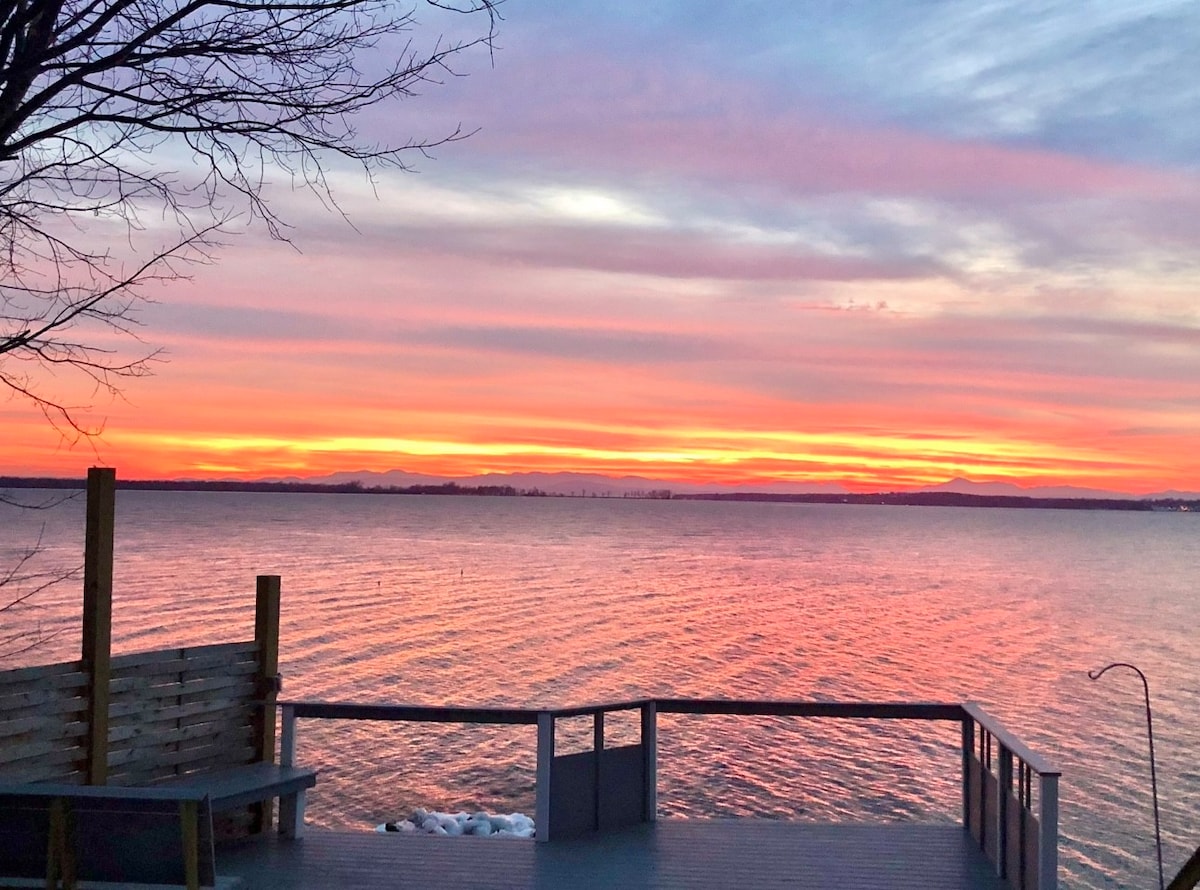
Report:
3,490,1198,888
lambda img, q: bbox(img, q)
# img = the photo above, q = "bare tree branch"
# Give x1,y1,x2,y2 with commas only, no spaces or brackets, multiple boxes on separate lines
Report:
0,519,81,663
1,0,500,432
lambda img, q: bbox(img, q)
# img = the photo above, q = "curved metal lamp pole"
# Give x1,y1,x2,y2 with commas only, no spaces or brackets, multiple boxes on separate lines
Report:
1088,662,1164,890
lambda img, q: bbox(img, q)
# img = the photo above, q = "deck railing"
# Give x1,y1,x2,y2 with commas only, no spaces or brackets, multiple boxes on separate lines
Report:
277,697,1059,890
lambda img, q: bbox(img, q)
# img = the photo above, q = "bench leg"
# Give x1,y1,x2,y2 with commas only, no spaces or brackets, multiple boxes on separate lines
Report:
279,790,307,839
47,797,77,890
180,801,200,890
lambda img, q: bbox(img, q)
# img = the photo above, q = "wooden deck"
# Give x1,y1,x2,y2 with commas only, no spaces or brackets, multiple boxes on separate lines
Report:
216,820,1009,889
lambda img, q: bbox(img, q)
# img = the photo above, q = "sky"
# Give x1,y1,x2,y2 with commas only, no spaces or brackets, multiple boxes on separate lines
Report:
4,0,1200,493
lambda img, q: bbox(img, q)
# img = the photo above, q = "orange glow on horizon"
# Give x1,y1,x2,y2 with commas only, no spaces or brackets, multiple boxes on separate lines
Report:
0,412,1182,496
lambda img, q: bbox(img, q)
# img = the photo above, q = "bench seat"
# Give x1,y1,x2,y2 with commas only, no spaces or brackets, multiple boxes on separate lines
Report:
155,762,317,836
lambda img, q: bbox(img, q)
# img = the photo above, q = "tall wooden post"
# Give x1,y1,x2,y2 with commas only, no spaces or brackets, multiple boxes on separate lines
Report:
82,467,115,785
251,575,281,831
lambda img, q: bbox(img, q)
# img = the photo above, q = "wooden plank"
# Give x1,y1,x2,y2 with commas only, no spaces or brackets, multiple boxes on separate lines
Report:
0,735,89,769
110,653,259,684
0,687,88,717
176,704,254,729
109,704,253,739
110,693,254,723
108,716,254,748
111,752,258,787
109,672,256,699
108,659,259,690
109,641,257,673
110,745,258,785
0,676,88,701
0,660,86,690
0,750,86,782
0,715,88,745
108,733,256,773
0,695,88,725
109,659,259,689
109,694,256,723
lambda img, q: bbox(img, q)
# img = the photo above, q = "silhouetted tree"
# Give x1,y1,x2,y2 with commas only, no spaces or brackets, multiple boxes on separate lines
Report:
0,0,498,435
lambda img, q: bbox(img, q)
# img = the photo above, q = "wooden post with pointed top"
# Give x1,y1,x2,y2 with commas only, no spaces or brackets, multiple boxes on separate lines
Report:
82,467,116,785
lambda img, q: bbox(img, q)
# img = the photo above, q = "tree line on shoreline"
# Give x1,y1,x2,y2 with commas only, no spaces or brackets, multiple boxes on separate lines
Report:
1,476,1197,512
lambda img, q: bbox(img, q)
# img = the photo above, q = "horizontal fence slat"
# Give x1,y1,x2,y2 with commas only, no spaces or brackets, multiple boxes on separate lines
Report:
0,733,90,768
109,700,254,733
108,715,253,748
0,694,88,725
109,641,257,673
0,682,89,712
108,723,255,762
110,650,259,683
0,660,86,690
109,673,256,701
0,715,87,744
116,748,259,787
109,693,259,723
109,737,256,780
0,757,86,784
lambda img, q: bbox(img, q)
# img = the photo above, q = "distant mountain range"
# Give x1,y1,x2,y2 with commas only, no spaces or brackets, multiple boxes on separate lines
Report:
5,468,1195,502
271,469,1197,501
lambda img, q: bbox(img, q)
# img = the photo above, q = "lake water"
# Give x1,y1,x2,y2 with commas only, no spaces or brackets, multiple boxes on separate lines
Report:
2,489,1197,889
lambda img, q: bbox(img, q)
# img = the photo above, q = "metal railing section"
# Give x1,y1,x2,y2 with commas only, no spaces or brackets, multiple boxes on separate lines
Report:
963,702,1059,890
276,697,1059,890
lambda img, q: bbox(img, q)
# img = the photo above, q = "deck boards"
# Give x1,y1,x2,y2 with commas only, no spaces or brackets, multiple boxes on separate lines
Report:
217,819,1009,889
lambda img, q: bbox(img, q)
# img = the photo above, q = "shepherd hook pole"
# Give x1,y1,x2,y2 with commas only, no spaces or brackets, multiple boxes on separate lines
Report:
1088,662,1164,890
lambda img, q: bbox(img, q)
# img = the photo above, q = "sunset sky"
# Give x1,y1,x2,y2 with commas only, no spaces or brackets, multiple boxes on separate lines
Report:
5,1,1200,493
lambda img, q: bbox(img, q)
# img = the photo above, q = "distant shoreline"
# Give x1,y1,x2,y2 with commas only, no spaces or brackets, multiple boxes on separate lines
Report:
2,475,1196,512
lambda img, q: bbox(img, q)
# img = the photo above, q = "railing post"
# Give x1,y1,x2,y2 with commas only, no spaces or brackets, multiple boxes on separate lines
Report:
641,701,657,822
1039,772,1059,890
536,712,554,842
961,715,973,831
997,745,1012,879
593,711,604,831
280,704,297,768
276,703,305,837
82,467,115,786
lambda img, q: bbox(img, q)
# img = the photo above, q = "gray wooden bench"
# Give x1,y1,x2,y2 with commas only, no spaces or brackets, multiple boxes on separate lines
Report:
0,764,316,889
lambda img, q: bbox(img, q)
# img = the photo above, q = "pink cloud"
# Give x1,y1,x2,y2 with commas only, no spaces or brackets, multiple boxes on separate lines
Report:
458,50,1182,202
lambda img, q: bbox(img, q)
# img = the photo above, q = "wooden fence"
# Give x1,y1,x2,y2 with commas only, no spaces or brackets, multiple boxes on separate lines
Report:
0,470,282,835
0,636,277,783
0,660,89,783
